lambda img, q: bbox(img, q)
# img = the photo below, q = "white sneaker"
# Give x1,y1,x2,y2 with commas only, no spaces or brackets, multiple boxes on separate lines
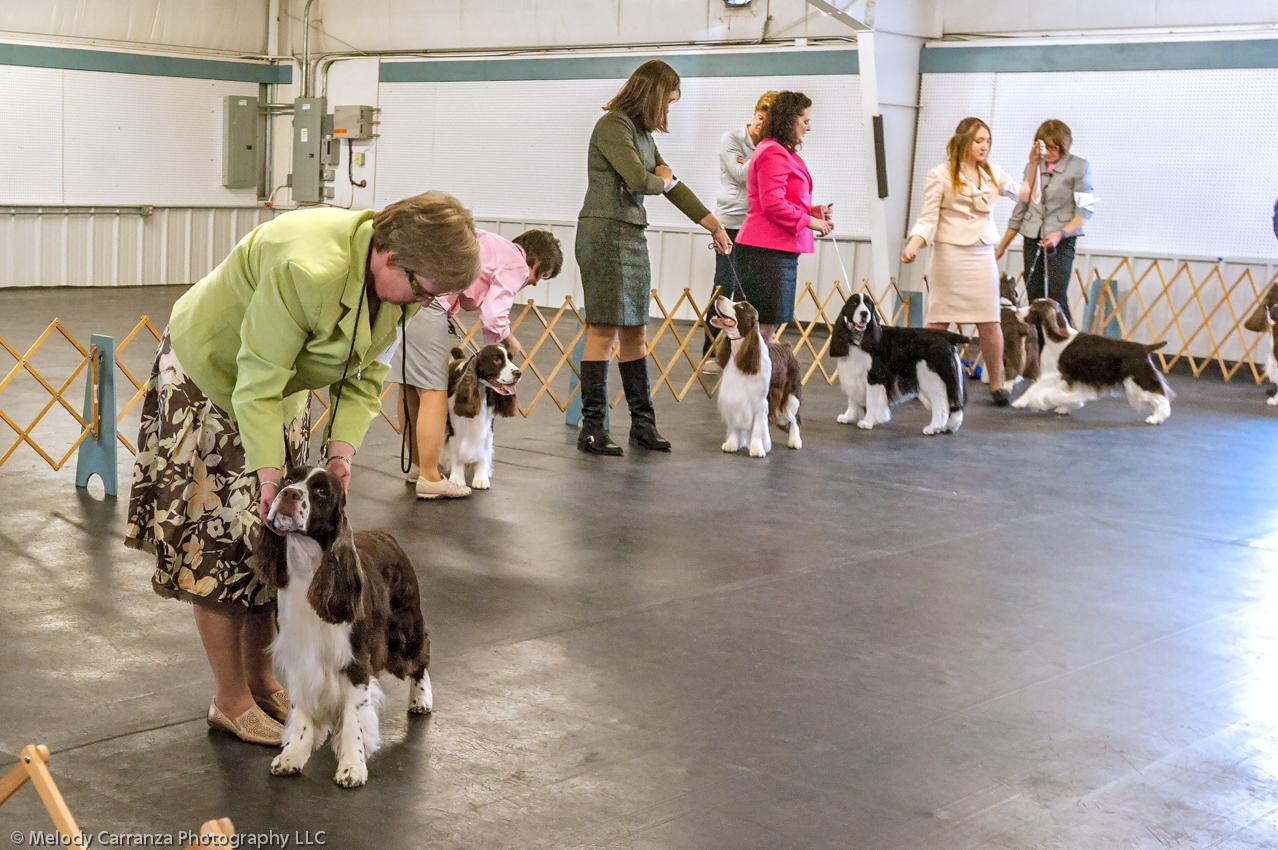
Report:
404,464,420,483
699,360,722,375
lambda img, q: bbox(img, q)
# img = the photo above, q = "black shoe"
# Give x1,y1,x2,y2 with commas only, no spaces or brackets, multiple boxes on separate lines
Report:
619,358,672,452
578,422,623,455
577,360,623,456
991,388,1011,407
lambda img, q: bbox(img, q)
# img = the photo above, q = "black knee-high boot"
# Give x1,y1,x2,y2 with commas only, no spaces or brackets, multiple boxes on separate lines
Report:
619,358,671,451
577,360,623,456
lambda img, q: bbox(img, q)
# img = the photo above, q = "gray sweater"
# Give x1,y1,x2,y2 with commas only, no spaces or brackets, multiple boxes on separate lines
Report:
1007,153,1095,238
714,125,757,229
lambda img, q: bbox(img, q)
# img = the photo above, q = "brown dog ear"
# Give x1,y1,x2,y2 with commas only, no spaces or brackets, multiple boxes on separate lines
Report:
1023,319,1041,379
487,388,518,418
1244,301,1272,334
1037,302,1071,343
252,522,289,589
452,359,482,418
308,522,362,625
712,329,731,369
735,326,762,374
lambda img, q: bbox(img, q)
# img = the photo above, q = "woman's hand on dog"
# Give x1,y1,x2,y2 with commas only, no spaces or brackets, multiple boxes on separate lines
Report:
257,471,282,534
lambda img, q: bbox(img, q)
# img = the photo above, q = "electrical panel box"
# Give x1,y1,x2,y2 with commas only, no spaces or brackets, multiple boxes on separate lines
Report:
222,95,258,189
332,105,379,140
290,96,326,203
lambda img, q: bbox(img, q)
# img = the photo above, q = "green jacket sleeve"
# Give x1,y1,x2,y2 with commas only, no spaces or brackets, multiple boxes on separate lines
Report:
654,142,711,224
232,261,316,472
325,359,389,453
596,113,667,196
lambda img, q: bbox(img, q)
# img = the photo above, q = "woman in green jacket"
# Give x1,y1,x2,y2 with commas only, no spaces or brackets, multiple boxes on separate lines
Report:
576,59,732,455
124,192,480,745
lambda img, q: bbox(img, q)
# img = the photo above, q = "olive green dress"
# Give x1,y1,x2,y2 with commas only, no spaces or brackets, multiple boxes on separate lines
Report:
576,110,711,326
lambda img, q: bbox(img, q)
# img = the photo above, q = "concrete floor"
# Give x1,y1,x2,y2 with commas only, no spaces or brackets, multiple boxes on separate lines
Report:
3,286,1278,848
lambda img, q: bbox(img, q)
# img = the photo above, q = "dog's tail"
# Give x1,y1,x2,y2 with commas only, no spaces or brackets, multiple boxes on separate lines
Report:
942,331,971,346
450,347,465,360
1144,341,1168,354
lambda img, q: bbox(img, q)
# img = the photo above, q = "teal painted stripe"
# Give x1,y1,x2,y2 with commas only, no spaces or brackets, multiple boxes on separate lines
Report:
381,50,857,82
0,43,291,83
921,40,1278,73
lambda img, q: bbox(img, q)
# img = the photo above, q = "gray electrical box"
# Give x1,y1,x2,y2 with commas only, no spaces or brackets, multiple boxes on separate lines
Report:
333,105,378,140
290,96,326,203
222,95,258,189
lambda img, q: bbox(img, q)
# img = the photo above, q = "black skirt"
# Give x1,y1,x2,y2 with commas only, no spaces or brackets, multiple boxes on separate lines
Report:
732,242,800,325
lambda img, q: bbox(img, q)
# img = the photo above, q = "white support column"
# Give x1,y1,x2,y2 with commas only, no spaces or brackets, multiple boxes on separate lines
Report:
856,29,892,301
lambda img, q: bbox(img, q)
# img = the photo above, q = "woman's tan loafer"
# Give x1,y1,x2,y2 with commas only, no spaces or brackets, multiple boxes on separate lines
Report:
254,689,290,723
207,700,284,746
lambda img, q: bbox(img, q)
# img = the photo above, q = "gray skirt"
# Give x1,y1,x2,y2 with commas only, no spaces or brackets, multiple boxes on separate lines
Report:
575,216,651,326
385,302,452,391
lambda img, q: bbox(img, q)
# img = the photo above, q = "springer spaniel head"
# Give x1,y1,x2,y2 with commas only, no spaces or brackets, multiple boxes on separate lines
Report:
829,292,882,357
254,466,363,625
448,345,521,418
999,273,1023,309
1244,284,1278,334
1024,298,1074,346
710,296,763,375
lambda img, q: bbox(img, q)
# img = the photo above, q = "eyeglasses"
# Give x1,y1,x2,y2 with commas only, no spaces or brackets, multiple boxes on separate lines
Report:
403,268,436,306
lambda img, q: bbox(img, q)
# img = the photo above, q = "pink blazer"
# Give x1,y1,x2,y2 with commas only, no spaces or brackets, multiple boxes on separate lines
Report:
735,139,816,254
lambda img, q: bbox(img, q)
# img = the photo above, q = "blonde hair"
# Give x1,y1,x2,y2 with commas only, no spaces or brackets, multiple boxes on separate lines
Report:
371,191,480,294
754,90,779,114
946,117,995,195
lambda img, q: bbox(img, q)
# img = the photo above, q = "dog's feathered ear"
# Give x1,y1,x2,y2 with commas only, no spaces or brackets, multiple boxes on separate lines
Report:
486,388,518,417
452,358,482,418
1042,303,1071,342
1023,318,1042,379
829,318,851,358
735,326,762,374
252,522,289,589
712,329,731,369
864,307,884,348
1244,297,1273,334
308,520,362,625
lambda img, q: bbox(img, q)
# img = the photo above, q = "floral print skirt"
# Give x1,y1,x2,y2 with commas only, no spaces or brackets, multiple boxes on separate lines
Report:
124,330,310,610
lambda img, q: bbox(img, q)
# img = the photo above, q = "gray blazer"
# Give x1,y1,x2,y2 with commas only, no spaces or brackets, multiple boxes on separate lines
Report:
1007,153,1095,238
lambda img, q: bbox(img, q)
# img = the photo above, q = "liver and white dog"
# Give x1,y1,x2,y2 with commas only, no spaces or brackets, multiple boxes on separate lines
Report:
256,467,432,787
710,296,802,457
1011,298,1173,424
1243,284,1278,406
444,345,520,490
829,292,969,435
999,273,1039,386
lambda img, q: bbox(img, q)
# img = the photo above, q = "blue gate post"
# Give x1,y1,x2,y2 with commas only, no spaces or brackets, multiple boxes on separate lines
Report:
899,291,924,327
76,334,118,496
565,333,608,430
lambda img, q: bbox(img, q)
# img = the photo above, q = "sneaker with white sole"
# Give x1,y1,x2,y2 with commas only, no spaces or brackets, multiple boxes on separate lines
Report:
699,360,722,375
415,476,471,499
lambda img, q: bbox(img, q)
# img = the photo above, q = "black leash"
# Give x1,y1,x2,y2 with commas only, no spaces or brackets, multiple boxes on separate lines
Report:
398,311,414,475
707,241,748,303
323,288,365,459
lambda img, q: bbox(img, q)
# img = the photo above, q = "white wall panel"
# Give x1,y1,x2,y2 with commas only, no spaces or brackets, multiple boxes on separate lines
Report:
941,0,1278,35
4,66,64,205
0,1,268,54
62,72,261,206
909,68,1278,261
376,72,869,235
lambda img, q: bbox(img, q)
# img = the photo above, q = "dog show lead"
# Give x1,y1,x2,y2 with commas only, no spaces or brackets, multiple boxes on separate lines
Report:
901,117,1043,406
123,192,480,746
575,58,733,456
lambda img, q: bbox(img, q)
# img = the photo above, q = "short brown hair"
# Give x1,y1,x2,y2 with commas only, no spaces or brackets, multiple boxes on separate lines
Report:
761,91,812,152
512,229,564,279
604,59,681,133
946,117,995,195
754,90,779,114
1034,119,1073,156
372,191,480,294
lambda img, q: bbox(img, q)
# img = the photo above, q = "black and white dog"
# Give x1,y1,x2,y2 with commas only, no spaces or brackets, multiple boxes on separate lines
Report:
830,292,969,435
256,467,432,787
444,345,520,490
1011,298,1173,424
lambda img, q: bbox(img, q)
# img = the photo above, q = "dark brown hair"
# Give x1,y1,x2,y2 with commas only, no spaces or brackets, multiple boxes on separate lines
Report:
1034,119,1073,157
372,190,480,294
946,117,995,195
604,60,681,133
761,91,812,152
512,229,564,279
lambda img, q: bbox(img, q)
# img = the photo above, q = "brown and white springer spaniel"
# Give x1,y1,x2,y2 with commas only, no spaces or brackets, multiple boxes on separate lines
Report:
709,295,801,457
999,273,1039,386
256,467,431,788
1011,298,1173,424
1243,284,1278,406
444,345,520,489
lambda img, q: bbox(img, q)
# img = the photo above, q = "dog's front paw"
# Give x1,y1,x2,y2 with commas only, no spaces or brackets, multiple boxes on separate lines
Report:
836,412,854,424
1054,407,1072,416
788,434,802,449
1144,413,1167,425
856,418,875,430
271,752,306,776
1011,396,1029,409
922,425,943,435
1267,395,1278,407
748,443,766,458
408,676,433,715
334,761,368,788
721,441,737,453
471,474,491,490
